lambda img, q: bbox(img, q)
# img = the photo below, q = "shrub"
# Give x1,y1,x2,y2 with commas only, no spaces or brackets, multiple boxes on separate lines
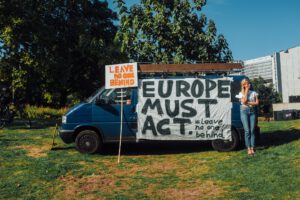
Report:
24,105,68,120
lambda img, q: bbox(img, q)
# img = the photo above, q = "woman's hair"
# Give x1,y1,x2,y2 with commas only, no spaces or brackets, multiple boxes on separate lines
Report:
241,78,250,96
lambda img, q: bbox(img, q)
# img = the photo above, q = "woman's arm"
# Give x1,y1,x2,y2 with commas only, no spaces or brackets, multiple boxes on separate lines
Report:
247,95,259,106
241,97,247,104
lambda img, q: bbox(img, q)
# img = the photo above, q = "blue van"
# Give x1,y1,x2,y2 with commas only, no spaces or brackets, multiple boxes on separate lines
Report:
59,69,259,154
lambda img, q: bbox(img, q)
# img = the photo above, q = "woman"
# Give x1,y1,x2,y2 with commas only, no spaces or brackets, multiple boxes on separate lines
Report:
238,79,259,156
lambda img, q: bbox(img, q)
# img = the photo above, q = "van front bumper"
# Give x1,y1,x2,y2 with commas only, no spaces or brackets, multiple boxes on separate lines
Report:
59,129,74,144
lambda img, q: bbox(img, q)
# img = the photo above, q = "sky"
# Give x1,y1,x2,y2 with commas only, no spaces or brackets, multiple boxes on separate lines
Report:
107,0,300,61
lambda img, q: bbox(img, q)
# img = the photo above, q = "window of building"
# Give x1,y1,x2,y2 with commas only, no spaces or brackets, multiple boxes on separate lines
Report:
289,95,300,103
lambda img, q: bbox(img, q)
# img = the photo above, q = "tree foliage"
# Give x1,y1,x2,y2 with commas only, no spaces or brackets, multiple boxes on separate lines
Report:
115,0,233,63
0,0,120,106
1,0,235,107
251,76,282,111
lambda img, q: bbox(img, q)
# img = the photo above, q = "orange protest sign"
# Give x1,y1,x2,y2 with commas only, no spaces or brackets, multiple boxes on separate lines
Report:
105,63,138,89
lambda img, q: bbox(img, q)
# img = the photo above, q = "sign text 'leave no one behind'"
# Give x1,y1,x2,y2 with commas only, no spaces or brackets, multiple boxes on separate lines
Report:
105,63,138,89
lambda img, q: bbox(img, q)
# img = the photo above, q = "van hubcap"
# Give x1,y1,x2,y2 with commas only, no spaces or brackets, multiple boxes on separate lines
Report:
80,135,96,151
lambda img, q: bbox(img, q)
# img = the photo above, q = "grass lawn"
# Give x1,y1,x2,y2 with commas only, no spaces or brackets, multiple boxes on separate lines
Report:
0,119,299,199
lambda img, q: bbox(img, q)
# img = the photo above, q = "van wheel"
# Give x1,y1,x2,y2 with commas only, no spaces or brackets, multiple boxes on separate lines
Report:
211,129,240,152
75,130,102,154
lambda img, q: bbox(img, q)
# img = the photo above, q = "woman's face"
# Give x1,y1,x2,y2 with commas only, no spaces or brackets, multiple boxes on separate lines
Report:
242,82,250,89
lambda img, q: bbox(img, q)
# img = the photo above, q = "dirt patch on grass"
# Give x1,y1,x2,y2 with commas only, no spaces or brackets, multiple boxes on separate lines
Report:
16,144,50,158
292,154,300,167
163,180,226,199
56,156,219,199
17,130,31,133
57,174,228,200
296,140,300,146
237,186,250,193
57,174,115,199
293,124,300,130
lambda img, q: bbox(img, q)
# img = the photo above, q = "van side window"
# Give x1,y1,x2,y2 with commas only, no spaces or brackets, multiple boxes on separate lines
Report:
99,88,132,104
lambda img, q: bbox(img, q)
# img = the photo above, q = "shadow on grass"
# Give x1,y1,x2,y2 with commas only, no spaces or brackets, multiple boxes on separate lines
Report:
50,146,75,151
47,141,213,155
100,141,213,156
258,129,300,148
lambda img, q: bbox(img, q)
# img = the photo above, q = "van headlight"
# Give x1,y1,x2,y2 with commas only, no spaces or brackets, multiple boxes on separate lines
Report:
62,115,67,124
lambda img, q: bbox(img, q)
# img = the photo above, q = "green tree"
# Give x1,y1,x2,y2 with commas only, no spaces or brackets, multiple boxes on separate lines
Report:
251,76,282,113
115,0,233,63
0,0,122,106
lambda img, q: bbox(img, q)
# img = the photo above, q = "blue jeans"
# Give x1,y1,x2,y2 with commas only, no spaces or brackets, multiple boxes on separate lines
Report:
240,106,257,148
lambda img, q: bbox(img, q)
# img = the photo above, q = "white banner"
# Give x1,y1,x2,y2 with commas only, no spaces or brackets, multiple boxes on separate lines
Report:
137,77,233,140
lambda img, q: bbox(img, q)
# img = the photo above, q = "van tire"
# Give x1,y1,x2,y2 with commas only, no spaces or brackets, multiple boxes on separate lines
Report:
75,130,102,154
211,129,240,152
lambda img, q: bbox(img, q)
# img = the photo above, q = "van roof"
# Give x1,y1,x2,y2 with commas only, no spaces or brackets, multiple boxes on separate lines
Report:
138,63,243,73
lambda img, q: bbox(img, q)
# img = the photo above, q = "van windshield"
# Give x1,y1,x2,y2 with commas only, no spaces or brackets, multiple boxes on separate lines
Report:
85,86,105,103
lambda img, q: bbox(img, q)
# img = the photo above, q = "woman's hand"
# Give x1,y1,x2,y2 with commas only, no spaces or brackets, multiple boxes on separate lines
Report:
241,97,248,104
245,85,250,92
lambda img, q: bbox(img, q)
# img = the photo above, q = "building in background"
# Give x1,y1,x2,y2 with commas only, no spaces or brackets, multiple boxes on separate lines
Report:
243,45,300,104
243,55,273,83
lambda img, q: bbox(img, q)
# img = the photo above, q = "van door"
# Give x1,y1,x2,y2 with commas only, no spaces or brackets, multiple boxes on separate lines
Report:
92,88,137,141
